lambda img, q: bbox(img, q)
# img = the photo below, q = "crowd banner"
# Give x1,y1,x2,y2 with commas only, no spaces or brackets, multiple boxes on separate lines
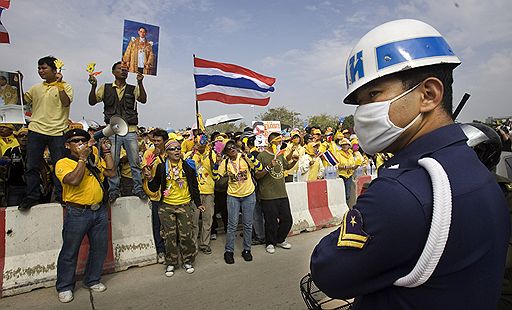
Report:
0,197,156,297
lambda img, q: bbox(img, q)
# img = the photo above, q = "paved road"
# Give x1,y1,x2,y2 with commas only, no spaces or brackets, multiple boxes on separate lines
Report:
0,228,336,310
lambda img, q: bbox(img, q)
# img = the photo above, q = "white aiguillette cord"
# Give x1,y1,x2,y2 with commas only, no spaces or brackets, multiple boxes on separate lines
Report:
394,157,453,288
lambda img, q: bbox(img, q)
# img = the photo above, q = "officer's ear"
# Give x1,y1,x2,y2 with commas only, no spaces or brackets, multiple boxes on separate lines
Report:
419,77,444,113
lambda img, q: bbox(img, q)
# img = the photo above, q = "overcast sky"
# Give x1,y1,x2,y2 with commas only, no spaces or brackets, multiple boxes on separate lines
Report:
2,0,511,129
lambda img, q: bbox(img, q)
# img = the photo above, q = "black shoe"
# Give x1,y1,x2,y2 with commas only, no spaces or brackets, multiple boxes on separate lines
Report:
252,238,265,246
224,251,234,264
200,245,212,255
241,250,253,262
18,198,38,211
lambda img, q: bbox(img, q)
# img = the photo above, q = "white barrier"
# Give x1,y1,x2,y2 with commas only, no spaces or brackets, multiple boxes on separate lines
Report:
1,197,156,298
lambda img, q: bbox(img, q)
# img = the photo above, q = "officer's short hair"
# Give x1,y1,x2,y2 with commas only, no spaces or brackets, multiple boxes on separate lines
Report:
38,56,57,71
393,63,455,118
112,61,122,71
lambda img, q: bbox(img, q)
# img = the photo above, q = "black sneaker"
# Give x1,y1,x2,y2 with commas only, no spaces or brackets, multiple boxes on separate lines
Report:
241,250,253,262
200,245,212,255
18,198,38,211
224,251,234,264
252,238,265,246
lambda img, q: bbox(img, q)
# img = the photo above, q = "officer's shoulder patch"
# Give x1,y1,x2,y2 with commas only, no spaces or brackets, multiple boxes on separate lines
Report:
337,208,369,249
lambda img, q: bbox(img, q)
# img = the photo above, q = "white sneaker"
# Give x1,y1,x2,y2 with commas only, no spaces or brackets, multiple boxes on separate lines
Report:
88,283,107,292
165,265,175,277
58,290,73,303
266,244,275,254
157,252,165,264
184,263,195,274
276,241,292,249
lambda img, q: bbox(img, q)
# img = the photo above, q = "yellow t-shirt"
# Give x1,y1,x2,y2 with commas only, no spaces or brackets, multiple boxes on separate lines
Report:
336,149,356,178
95,83,140,132
215,153,257,198
192,149,216,195
56,157,105,205
284,143,304,177
0,136,19,156
24,82,73,136
162,160,191,205
142,148,164,201
181,139,195,155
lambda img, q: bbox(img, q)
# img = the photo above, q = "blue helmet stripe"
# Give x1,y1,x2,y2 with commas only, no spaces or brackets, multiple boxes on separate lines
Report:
376,36,455,70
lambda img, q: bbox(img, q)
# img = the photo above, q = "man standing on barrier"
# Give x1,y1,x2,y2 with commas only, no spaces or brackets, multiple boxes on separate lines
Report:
55,128,115,303
88,61,148,204
310,19,510,309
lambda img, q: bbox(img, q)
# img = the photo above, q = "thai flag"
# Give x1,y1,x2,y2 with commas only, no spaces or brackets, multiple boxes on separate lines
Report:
322,150,338,166
0,0,10,9
194,57,276,106
0,8,9,44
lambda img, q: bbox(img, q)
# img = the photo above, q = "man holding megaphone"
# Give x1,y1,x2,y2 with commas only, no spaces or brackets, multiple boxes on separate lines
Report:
88,61,148,204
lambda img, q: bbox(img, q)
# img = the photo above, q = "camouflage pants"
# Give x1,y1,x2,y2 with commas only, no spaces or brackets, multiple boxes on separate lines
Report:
158,202,197,266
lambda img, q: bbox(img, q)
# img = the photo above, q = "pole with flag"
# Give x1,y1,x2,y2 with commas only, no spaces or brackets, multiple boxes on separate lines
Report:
193,56,276,107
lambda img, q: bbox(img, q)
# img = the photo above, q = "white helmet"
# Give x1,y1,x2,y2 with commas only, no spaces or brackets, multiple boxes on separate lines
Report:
343,19,461,104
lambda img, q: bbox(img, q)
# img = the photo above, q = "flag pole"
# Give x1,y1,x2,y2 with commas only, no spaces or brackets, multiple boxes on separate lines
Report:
193,54,201,133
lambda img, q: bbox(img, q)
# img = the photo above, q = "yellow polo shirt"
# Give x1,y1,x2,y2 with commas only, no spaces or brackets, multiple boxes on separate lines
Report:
24,82,73,136
95,82,140,132
161,160,191,205
56,157,105,205
215,153,260,198
142,148,164,201
192,149,216,195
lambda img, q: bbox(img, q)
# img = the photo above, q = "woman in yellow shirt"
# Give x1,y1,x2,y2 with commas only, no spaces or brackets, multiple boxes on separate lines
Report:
298,141,325,182
212,140,263,264
335,138,356,202
147,140,204,277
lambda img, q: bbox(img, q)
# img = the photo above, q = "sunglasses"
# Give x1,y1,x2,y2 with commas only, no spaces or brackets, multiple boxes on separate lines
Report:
225,145,236,150
167,146,181,151
17,134,27,138
67,138,88,143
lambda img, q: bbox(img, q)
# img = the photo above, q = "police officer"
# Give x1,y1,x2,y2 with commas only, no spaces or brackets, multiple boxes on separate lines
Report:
310,19,510,309
460,123,512,309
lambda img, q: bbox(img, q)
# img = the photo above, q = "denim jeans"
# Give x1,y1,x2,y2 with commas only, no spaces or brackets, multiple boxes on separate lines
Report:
56,204,108,292
108,132,143,197
253,200,265,241
225,192,256,253
341,176,353,202
150,200,165,254
25,131,65,201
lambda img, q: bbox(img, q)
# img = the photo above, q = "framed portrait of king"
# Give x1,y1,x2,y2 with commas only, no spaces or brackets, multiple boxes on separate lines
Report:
0,70,25,124
122,20,160,76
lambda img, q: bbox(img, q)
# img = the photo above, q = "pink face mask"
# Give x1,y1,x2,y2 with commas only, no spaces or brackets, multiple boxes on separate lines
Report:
353,144,359,151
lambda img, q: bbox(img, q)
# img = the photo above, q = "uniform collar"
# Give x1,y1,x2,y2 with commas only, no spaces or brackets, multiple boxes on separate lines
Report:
384,123,467,169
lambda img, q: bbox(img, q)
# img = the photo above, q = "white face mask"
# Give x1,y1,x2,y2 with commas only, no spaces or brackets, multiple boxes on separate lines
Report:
353,83,421,155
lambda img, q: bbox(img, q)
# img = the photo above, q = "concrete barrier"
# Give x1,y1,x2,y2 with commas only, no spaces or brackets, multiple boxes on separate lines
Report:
0,197,156,297
1,203,62,297
110,197,156,271
287,179,348,235
355,175,372,197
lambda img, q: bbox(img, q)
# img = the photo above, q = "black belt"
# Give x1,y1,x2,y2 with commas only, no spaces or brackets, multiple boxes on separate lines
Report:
65,201,101,210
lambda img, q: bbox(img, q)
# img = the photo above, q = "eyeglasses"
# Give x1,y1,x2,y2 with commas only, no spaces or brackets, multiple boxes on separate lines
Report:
167,146,181,151
17,134,27,138
67,138,88,143
225,145,236,150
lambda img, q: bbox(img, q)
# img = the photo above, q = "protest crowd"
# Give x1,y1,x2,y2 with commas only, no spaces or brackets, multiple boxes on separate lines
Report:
1,21,511,308
0,55,399,303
